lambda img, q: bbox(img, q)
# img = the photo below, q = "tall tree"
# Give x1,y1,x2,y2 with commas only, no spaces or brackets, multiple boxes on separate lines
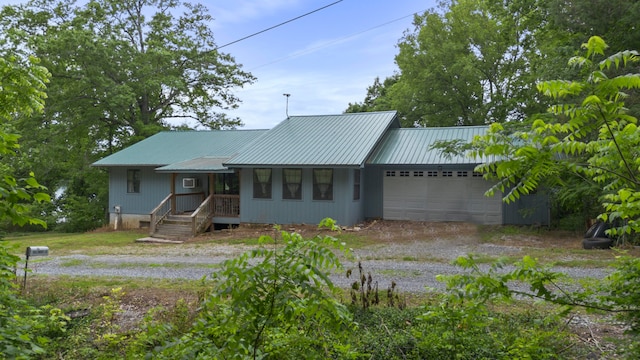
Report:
0,0,255,230
2,0,255,143
349,0,549,127
345,75,398,114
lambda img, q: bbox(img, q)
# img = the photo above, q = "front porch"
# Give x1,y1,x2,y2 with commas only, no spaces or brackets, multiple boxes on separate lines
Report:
149,172,240,239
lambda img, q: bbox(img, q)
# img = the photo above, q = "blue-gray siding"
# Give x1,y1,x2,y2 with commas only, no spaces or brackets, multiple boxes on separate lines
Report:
502,192,551,226
238,168,364,226
108,167,209,215
363,167,384,220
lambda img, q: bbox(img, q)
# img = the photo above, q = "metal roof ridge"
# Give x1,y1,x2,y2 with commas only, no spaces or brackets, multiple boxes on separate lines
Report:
285,110,398,119
391,125,489,130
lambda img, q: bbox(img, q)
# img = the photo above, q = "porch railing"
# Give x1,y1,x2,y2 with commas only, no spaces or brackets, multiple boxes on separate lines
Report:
213,194,240,217
150,193,238,238
149,193,172,236
191,194,214,235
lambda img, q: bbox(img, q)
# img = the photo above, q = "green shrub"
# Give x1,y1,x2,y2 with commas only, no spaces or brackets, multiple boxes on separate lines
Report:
598,255,640,358
152,218,358,359
415,255,592,359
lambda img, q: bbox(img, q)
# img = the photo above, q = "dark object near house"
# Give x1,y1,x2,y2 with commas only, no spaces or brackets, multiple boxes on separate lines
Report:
582,222,614,249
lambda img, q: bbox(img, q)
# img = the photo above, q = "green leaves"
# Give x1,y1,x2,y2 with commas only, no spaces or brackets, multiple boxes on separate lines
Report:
0,55,49,122
0,50,51,229
355,0,547,126
156,219,357,359
471,36,640,236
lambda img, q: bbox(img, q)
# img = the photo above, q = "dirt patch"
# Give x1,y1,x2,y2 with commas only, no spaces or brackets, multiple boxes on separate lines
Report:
193,220,482,244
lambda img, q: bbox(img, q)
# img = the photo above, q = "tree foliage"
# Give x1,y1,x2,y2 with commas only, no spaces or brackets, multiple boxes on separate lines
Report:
471,36,640,237
1,0,255,139
0,0,254,230
0,52,69,359
0,53,51,229
349,0,640,130
344,75,398,114
347,0,550,127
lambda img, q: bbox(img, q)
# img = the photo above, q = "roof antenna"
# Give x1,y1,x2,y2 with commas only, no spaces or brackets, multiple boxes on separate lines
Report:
283,93,291,118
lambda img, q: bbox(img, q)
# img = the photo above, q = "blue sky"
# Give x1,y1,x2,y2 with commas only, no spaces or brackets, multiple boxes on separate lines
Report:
206,0,436,129
1,0,437,129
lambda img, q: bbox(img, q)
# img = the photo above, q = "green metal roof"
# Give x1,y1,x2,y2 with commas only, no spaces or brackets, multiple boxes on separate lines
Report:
92,130,267,167
225,111,399,167
367,126,489,165
155,157,232,173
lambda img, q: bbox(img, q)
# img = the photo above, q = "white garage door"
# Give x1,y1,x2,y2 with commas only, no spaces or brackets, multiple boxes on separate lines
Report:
383,170,502,225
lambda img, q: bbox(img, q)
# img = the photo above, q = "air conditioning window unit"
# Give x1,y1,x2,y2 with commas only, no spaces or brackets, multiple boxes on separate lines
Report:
182,178,199,189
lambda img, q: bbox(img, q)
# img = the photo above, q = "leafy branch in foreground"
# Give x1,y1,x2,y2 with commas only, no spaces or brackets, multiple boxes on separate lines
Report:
0,55,51,229
469,36,640,238
153,218,357,360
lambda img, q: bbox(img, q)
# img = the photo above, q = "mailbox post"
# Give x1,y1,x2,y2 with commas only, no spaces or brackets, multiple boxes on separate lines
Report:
23,246,49,291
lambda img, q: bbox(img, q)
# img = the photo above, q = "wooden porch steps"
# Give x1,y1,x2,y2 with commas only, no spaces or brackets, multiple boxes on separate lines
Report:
150,193,225,240
153,215,193,240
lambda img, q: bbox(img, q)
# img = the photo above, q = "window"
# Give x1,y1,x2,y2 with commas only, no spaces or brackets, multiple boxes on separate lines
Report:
127,169,140,193
457,171,468,177
313,168,333,200
414,171,424,177
472,172,483,177
353,169,361,200
282,168,302,200
386,171,396,177
253,168,272,199
399,171,410,177
427,171,438,177
442,171,453,177
215,173,239,195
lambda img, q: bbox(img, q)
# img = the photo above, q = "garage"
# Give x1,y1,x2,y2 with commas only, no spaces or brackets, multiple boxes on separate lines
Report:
383,169,502,225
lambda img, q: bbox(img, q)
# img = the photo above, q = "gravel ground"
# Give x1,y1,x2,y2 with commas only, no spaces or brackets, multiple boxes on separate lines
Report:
22,240,611,294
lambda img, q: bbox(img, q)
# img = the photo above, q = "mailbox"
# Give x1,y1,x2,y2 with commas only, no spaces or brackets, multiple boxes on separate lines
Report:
26,246,49,257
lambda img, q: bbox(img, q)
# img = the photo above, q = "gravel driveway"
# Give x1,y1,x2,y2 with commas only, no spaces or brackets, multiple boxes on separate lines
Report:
23,236,611,294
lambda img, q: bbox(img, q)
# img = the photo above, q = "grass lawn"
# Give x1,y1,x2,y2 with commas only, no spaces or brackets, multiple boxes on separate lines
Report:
2,230,146,256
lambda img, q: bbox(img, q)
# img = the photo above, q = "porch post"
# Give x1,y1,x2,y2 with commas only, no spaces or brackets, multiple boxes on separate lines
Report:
210,173,215,217
170,173,176,214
